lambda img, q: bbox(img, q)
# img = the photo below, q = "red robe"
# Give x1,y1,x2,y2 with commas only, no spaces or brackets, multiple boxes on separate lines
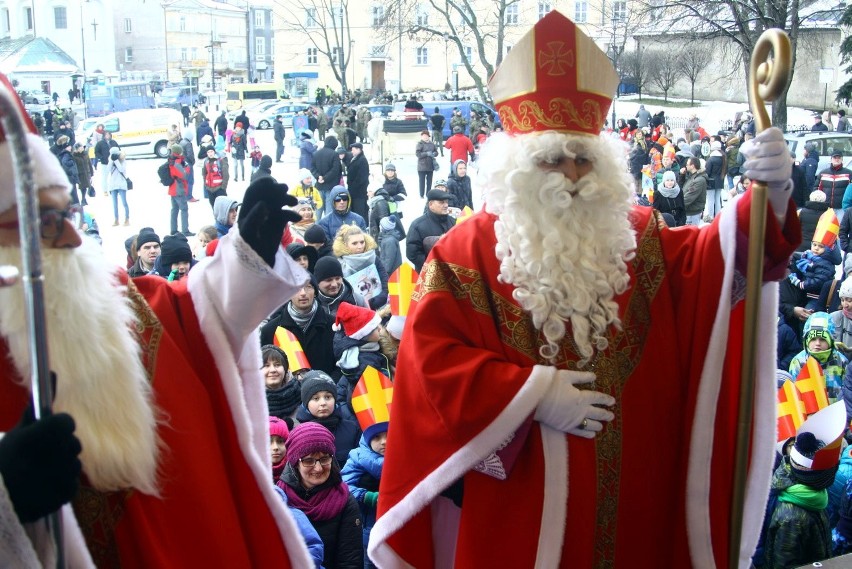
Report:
0,237,312,568
370,192,799,568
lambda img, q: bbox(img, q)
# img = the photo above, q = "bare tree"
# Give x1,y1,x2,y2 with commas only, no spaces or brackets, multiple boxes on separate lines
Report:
676,41,713,106
274,0,354,94
630,0,832,129
621,49,652,101
377,0,515,102
648,50,680,103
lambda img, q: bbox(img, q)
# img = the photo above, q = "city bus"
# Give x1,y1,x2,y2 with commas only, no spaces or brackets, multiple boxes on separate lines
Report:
225,83,290,111
85,81,155,117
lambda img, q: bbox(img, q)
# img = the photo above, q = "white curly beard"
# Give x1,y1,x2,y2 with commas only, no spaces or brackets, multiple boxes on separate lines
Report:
0,237,159,494
480,131,637,365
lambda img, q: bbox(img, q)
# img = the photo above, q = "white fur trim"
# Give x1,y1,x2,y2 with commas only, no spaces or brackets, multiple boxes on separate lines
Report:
0,134,71,214
536,425,568,568
350,312,381,340
369,365,557,568
187,231,313,569
685,194,780,568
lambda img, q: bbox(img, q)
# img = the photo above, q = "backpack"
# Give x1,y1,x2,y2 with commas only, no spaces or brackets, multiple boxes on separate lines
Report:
205,159,224,188
157,160,173,186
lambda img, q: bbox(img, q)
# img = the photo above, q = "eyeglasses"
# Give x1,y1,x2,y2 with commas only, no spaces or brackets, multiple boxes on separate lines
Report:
299,455,333,468
0,204,83,240
334,197,349,203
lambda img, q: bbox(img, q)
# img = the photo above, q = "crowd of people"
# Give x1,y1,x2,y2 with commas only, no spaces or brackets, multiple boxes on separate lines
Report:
10,8,852,565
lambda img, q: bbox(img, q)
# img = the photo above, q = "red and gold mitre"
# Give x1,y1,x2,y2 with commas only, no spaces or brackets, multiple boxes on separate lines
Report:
813,208,839,247
488,10,618,137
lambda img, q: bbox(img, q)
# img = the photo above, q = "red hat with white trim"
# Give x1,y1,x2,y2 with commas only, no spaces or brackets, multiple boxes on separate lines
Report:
0,73,70,214
333,302,381,340
487,10,619,136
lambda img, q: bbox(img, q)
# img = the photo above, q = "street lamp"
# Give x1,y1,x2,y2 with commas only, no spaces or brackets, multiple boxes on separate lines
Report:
350,40,355,94
206,39,224,92
79,0,90,107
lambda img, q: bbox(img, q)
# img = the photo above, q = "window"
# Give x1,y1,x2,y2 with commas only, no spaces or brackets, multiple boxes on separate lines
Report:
505,43,513,54
306,8,319,28
332,47,343,64
574,1,587,23
613,0,627,22
415,6,428,26
124,48,133,64
331,5,343,26
416,46,428,65
255,37,265,56
2,9,9,35
180,47,187,61
538,1,551,19
463,45,474,63
371,5,384,27
54,6,67,29
124,18,132,33
505,3,518,25
307,47,318,64
254,10,264,27
179,16,186,31
24,7,32,31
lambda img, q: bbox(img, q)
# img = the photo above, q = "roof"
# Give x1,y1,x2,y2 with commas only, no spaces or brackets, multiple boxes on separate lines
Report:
0,36,80,74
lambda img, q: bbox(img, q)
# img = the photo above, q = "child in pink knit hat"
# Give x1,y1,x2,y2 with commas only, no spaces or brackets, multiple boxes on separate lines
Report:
269,416,290,487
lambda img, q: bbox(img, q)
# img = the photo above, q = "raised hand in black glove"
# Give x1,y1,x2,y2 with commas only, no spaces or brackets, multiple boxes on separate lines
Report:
0,412,82,523
238,177,302,267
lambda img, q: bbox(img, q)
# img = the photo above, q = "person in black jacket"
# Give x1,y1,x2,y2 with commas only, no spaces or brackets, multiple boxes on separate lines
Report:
312,136,343,217
446,159,473,210
260,278,338,377
797,190,832,252
94,131,119,193
406,189,455,273
279,422,364,569
346,143,370,220
801,144,820,190
214,111,228,139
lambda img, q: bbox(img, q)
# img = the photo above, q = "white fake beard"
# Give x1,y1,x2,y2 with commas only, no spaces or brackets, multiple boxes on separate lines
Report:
0,237,159,494
481,132,637,365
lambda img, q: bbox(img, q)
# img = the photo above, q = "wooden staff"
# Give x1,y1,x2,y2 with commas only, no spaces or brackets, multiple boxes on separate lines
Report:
729,29,792,569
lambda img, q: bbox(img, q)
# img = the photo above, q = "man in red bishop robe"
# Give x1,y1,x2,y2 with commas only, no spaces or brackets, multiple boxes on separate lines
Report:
369,11,801,569
0,74,314,568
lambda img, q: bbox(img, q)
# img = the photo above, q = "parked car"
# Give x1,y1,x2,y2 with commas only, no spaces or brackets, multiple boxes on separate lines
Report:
392,100,501,138
77,108,184,159
254,103,313,130
158,86,205,110
784,131,852,172
18,90,51,105
226,99,285,123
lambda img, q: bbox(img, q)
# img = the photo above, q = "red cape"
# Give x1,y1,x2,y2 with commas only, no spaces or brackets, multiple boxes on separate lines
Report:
0,274,297,568
371,193,799,567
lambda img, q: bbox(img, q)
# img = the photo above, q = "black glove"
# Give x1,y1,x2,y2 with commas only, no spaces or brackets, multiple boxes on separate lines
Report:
0,412,82,523
238,177,302,267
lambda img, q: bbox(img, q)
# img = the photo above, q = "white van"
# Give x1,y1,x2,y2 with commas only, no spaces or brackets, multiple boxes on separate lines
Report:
82,109,183,159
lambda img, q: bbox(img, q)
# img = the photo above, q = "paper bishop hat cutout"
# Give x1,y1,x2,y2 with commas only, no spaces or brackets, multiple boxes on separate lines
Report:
789,401,846,470
813,208,840,247
351,366,393,442
272,327,311,373
388,263,418,317
777,379,807,442
487,10,618,136
795,356,830,415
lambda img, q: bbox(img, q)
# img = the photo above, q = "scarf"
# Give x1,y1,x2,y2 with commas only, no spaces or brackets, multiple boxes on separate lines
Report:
267,381,301,419
778,484,829,511
287,300,318,332
843,308,852,320
658,183,680,199
272,456,287,485
339,250,377,277
282,464,350,522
